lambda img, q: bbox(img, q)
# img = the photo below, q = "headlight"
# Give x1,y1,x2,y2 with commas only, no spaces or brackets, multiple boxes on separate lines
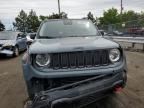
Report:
35,54,51,67
2,43,13,50
109,49,121,63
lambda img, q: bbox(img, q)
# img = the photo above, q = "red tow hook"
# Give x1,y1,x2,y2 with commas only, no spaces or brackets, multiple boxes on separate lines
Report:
114,85,123,93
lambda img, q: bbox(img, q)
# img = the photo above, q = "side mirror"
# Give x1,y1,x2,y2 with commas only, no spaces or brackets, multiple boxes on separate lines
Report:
27,39,34,46
17,36,22,40
30,34,36,39
26,33,36,46
100,31,104,36
26,36,34,46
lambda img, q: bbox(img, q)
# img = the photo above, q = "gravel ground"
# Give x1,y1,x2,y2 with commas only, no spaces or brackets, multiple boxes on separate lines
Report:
0,51,144,108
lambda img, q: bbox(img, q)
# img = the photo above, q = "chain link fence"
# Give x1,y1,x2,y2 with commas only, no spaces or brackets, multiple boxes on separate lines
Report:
98,19,144,37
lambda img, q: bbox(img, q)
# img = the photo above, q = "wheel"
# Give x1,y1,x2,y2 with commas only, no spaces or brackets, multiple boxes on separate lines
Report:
13,46,19,57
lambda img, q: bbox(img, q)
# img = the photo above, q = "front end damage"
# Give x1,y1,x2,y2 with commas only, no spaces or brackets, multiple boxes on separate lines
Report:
26,71,126,108
0,45,14,56
0,49,13,55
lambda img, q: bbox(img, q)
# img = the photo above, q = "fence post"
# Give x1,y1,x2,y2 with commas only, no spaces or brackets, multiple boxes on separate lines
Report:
132,43,135,48
143,44,144,51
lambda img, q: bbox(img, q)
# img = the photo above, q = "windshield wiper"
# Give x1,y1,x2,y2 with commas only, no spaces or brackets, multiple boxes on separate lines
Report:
66,35,99,38
38,35,100,39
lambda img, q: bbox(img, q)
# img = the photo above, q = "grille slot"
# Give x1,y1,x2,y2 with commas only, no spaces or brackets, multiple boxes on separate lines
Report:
50,50,110,69
69,52,77,68
0,44,3,47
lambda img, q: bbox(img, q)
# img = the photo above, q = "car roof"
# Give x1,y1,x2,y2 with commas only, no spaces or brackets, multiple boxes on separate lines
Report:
0,31,22,37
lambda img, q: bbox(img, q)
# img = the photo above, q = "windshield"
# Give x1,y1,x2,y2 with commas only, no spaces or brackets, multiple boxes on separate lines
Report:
0,32,16,40
39,20,100,38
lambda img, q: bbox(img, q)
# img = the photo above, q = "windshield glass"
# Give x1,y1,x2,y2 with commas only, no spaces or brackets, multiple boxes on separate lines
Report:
0,32,16,40
39,20,100,38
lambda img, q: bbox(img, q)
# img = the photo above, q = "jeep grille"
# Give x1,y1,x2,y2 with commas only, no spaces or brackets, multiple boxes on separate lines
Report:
50,50,110,69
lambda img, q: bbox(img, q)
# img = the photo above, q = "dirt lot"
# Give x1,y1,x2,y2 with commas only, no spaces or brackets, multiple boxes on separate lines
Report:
0,51,144,108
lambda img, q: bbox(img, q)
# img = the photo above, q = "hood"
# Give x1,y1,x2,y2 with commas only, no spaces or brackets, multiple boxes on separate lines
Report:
0,40,16,46
29,37,119,54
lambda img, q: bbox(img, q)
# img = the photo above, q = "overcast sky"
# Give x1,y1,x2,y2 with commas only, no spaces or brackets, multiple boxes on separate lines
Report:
0,0,144,29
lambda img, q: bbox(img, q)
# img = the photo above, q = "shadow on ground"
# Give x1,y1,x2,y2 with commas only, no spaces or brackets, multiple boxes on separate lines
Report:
0,55,14,61
84,94,124,108
0,51,25,61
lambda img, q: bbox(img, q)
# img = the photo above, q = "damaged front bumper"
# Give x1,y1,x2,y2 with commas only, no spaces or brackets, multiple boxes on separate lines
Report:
27,72,126,108
0,49,13,55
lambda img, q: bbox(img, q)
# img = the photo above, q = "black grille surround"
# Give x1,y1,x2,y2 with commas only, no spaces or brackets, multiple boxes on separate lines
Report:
0,44,3,47
49,50,111,69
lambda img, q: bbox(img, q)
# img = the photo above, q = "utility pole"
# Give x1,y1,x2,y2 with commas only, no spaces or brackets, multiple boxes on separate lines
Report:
58,0,61,16
120,0,124,28
120,0,123,15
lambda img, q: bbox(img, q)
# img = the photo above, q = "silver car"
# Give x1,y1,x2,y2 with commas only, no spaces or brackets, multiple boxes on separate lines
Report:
0,31,27,57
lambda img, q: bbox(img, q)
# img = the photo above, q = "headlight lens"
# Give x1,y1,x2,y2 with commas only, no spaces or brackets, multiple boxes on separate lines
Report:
35,54,51,67
109,49,121,63
2,43,13,50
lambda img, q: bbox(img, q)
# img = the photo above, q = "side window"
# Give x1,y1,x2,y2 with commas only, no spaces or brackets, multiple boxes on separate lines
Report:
21,33,26,38
17,33,26,39
17,33,22,39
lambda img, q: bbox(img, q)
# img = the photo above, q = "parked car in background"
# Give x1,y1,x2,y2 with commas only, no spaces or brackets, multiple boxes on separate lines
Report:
113,30,124,36
127,28,144,36
22,19,127,108
98,30,123,36
98,30,108,36
0,31,27,57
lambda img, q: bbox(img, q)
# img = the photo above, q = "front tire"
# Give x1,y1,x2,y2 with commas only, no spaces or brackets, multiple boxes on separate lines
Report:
13,46,19,57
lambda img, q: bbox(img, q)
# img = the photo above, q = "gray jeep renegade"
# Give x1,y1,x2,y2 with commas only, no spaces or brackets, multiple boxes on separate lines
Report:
22,19,127,108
